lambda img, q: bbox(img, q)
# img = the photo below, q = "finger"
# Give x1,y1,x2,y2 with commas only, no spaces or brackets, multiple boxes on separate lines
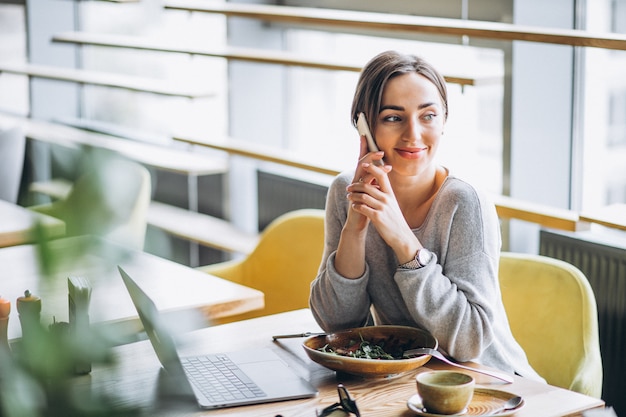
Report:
348,174,367,187
348,183,387,209
352,170,371,187
360,162,390,190
359,162,387,180
350,194,383,219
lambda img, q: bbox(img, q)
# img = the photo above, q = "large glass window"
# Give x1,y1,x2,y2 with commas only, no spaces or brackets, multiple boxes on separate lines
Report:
283,30,505,194
77,1,228,140
580,0,626,211
2,0,624,236
0,4,28,117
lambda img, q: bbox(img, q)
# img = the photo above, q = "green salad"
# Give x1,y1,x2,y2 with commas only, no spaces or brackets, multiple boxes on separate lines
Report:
317,334,397,360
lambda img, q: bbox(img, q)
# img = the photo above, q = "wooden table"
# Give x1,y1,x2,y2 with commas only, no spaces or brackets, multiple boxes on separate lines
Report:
2,236,264,343
0,199,65,248
73,309,605,417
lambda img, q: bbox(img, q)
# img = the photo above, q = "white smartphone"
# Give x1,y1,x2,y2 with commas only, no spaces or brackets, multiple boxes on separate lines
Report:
356,112,384,166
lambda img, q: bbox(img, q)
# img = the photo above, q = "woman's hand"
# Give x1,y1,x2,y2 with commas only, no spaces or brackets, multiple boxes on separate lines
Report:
345,136,387,231
346,155,419,261
334,136,388,278
352,135,385,184
347,136,396,236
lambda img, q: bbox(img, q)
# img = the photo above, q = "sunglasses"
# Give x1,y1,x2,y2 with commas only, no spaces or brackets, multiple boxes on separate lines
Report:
316,384,361,417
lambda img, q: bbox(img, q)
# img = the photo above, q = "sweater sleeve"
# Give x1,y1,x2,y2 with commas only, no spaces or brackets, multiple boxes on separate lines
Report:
309,173,372,331
394,182,502,361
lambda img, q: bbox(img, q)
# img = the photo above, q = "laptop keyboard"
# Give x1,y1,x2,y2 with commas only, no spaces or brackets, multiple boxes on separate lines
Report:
181,354,266,403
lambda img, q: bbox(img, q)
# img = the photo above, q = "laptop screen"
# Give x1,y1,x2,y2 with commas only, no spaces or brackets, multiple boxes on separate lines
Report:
118,266,186,375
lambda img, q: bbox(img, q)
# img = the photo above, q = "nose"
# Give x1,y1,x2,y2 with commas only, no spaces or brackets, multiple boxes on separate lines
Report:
402,116,422,143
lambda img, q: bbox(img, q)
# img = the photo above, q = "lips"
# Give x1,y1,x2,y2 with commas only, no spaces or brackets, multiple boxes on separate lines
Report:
396,148,426,159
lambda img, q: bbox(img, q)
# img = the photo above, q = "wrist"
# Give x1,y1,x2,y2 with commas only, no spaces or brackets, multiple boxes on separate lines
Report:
396,240,422,265
398,248,433,269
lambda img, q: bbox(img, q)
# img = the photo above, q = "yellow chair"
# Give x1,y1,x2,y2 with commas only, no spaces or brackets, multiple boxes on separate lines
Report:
30,156,151,250
197,208,325,324
499,252,603,397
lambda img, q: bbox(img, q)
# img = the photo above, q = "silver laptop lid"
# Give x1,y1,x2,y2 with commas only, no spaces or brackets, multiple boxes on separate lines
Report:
118,266,186,376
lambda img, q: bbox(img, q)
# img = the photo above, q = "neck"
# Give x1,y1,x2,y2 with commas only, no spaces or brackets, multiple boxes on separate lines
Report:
393,166,446,223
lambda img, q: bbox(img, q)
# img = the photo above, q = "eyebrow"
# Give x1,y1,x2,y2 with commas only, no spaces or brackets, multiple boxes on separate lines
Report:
380,102,440,112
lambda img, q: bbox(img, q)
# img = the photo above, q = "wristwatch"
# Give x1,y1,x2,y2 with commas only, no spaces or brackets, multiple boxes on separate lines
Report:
398,248,433,269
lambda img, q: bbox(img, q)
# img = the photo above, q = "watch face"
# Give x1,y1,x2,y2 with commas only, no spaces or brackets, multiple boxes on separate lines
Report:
418,249,432,266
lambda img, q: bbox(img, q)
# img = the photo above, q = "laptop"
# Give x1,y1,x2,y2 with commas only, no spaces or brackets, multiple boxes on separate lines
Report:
118,266,317,409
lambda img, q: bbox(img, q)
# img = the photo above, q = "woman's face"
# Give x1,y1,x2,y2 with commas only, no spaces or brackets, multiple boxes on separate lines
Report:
374,72,445,177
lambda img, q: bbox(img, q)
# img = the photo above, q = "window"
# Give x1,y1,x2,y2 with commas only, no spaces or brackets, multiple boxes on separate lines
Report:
3,0,624,249
282,30,504,194
78,1,229,140
580,0,626,211
0,4,28,117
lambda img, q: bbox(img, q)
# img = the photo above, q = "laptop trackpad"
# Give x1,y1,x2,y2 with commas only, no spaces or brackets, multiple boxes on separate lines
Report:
241,360,315,396
226,348,316,397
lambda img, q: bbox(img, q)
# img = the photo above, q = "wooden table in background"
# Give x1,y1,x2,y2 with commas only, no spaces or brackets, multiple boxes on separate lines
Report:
0,199,65,248
1,236,264,343
74,309,605,417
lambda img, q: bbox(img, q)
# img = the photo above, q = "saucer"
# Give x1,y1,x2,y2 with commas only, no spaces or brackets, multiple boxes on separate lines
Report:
407,388,525,416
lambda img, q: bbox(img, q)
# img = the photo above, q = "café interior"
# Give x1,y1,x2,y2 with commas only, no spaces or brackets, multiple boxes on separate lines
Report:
0,0,625,416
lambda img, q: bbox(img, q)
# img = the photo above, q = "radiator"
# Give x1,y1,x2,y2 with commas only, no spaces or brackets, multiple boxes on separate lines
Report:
257,170,328,230
539,229,626,414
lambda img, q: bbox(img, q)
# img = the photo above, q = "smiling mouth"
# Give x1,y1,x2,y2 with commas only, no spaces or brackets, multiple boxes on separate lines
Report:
397,148,426,158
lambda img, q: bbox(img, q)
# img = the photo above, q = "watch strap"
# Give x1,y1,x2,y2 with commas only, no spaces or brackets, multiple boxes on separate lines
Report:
398,248,432,269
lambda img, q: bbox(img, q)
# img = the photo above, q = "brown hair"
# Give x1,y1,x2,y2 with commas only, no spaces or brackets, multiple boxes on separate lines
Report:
351,50,448,134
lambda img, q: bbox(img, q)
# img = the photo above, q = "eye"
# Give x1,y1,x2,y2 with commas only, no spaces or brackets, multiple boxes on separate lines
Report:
423,113,437,121
382,114,401,122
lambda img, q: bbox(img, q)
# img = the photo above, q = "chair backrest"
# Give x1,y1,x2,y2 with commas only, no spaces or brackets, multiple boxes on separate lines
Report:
0,125,26,203
46,156,151,250
499,252,603,397
201,209,325,323
95,158,152,249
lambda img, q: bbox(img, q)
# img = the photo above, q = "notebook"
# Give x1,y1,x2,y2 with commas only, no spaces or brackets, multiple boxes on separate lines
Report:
118,266,317,409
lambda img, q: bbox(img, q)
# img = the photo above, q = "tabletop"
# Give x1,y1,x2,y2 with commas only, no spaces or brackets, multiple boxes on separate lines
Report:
71,309,605,417
0,199,65,248
1,236,264,342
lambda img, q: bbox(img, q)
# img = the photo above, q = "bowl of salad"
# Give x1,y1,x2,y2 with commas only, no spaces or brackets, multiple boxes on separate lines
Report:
302,325,438,378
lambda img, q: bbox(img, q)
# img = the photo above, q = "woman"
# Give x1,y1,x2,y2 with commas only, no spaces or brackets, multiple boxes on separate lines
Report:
309,50,542,380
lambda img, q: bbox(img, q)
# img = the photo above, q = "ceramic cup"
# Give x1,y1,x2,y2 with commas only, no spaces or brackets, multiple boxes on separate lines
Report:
415,371,475,415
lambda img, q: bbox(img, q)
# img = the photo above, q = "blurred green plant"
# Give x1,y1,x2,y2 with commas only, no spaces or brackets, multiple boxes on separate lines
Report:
0,150,145,417
0,317,139,417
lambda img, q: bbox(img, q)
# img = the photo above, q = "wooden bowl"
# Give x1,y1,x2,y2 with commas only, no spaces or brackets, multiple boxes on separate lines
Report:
302,325,438,378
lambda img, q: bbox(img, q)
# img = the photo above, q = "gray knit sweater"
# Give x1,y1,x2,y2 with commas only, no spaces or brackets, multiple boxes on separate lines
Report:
310,171,544,380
